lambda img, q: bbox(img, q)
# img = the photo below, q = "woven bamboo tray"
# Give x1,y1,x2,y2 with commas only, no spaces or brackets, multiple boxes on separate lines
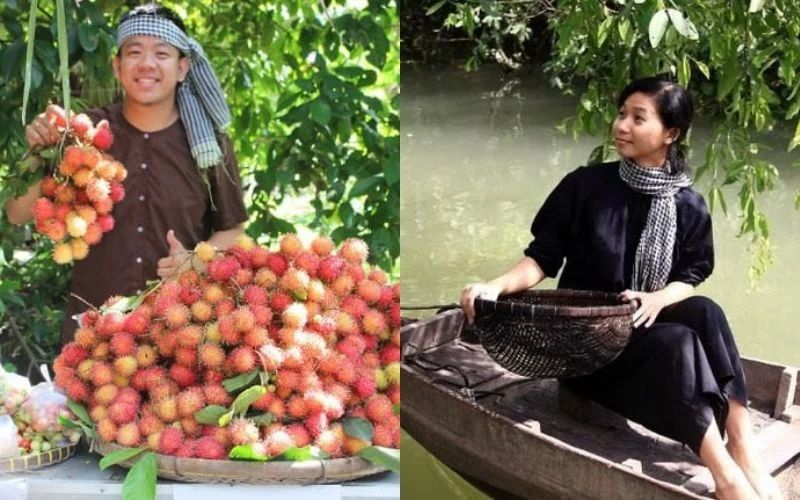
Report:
94,440,387,484
0,443,78,473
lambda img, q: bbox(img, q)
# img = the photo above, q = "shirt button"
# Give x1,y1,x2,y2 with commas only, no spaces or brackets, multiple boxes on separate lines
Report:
143,133,149,139
139,195,145,202
141,163,147,170
135,289,142,295
136,257,142,264
137,226,144,233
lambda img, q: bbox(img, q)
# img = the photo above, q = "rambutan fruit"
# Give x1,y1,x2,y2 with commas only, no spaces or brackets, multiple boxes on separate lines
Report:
365,395,394,424
243,327,269,348
265,252,288,276
286,424,311,448
331,275,355,297
311,236,335,257
195,436,227,459
138,413,164,436
286,395,309,419
282,303,308,328
362,309,389,337
281,346,305,370
123,310,150,336
294,251,320,277
113,356,137,377
344,436,370,455
174,346,197,367
228,346,257,374
243,285,268,307
357,280,383,305
258,344,284,372
372,424,397,448
69,113,93,137
164,304,191,329
339,238,369,265
266,429,294,457
249,246,270,268
279,233,304,257
353,373,377,399
93,197,113,215
108,401,137,424
204,322,221,344
228,417,259,445
175,439,197,458
40,176,58,196
269,290,292,312
90,362,114,387
33,198,55,222
110,332,136,356
74,326,97,348
315,429,343,456
218,316,240,345
90,405,109,423
176,324,203,348
280,269,310,297
214,298,236,318
267,399,286,420
207,255,240,282
202,283,225,304
341,295,368,319
253,267,278,288
170,364,197,388
179,285,202,306
233,306,256,332
53,242,73,264
95,159,116,181
97,214,115,233
202,384,231,406
384,362,400,386
97,419,118,443
190,300,213,323
97,311,125,337
317,255,345,283
70,238,90,260
305,412,329,438
177,387,206,418
77,359,94,380
198,343,225,369
336,335,365,360
158,427,183,455
251,304,273,327
108,182,125,203
251,391,275,412
86,178,110,203
66,378,89,402
60,343,89,367
116,422,141,447
155,397,179,422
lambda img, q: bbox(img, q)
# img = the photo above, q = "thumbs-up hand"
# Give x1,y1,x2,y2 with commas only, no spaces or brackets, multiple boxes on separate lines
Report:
157,229,190,279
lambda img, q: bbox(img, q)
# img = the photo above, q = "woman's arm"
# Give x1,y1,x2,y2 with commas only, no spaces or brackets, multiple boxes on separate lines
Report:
620,281,695,328
460,256,547,324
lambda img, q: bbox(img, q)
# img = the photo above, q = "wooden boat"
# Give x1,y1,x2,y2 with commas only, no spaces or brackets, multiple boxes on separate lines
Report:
401,309,800,499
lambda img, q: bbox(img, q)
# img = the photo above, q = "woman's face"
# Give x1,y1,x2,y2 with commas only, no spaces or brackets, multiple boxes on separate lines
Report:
612,92,677,168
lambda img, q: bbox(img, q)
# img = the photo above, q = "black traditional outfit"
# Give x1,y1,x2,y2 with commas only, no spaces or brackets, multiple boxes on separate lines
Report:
524,161,747,453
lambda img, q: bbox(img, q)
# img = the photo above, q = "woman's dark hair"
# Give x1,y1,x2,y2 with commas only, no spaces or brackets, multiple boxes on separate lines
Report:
118,3,187,33
617,76,693,174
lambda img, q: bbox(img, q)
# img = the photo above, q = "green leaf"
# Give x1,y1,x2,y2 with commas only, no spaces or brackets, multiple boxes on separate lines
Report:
343,417,373,441
749,0,766,13
222,369,259,392
648,10,669,48
78,22,99,52
56,0,70,125
21,0,37,126
678,55,690,87
358,446,400,473
230,384,267,416
249,413,274,426
350,176,380,197
194,405,229,425
229,443,269,461
67,399,93,427
789,118,800,151
694,59,710,80
666,9,699,40
122,451,157,500
426,0,447,15
393,403,400,415
795,192,800,210
99,446,147,470
275,445,330,461
58,415,80,429
310,99,332,125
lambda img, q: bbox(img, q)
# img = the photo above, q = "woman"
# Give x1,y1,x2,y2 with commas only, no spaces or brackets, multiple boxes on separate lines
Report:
460,77,780,500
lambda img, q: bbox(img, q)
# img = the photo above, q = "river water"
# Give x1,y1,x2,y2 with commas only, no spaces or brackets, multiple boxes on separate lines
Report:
400,65,800,498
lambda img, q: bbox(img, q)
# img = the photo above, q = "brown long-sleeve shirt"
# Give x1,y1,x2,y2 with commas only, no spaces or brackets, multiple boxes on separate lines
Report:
61,102,248,343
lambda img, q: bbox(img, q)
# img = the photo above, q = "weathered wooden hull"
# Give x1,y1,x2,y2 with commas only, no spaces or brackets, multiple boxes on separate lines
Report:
401,309,800,499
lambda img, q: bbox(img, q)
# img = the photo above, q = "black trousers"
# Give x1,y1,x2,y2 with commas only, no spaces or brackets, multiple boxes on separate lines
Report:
563,296,748,454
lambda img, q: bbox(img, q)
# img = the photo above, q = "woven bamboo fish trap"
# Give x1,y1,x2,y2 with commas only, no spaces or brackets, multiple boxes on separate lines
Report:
0,443,78,473
94,440,387,484
473,289,636,378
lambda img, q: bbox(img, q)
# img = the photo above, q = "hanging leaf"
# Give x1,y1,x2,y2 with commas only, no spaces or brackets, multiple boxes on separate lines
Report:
343,417,374,441
222,369,259,392
274,445,330,461
310,99,332,125
121,451,157,500
666,9,699,40
789,118,800,151
21,0,38,126
358,446,400,473
426,0,447,15
648,10,669,48
56,0,71,125
67,399,93,426
194,405,229,425
99,446,147,470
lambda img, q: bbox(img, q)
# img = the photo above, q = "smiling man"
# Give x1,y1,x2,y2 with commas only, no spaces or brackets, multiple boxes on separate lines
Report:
5,3,248,344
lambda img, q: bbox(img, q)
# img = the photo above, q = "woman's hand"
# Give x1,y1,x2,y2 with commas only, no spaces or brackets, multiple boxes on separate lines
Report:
619,289,669,328
460,283,502,325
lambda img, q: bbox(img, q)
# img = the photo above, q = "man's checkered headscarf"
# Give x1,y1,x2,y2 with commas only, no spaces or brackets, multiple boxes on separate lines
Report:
117,10,231,170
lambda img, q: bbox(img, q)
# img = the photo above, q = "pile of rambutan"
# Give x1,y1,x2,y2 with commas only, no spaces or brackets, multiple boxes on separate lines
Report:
52,233,400,462
32,109,126,265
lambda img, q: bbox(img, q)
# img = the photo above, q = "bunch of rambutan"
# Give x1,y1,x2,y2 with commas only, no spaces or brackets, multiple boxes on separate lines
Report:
32,110,126,265
52,233,400,461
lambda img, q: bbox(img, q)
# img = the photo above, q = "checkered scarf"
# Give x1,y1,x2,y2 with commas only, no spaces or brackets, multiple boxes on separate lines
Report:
619,157,692,292
117,15,231,170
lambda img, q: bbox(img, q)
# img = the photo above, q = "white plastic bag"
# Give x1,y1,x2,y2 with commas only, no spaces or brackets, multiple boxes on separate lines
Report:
16,365,69,435
0,415,19,459
0,366,31,416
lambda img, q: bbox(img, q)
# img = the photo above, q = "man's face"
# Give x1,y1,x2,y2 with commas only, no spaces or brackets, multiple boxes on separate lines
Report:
113,35,190,107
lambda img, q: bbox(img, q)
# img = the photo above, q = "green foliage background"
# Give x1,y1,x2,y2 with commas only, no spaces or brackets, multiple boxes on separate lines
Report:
0,0,399,377
408,0,800,284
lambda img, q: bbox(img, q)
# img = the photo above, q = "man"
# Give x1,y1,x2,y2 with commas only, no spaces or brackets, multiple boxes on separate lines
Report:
5,4,248,343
